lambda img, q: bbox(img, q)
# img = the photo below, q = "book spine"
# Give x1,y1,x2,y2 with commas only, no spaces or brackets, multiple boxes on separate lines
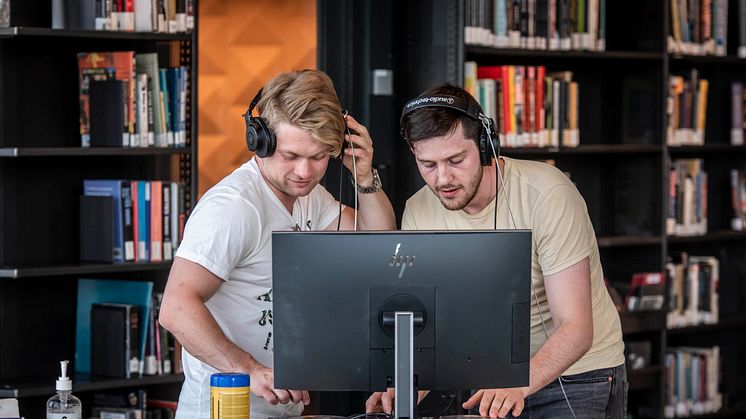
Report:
122,182,135,261
163,183,172,260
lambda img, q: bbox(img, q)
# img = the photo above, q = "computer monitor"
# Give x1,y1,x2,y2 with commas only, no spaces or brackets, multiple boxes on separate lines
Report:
272,230,531,394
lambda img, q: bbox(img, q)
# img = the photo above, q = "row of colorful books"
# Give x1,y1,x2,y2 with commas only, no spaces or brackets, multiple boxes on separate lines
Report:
91,0,194,33
465,62,580,148
666,253,719,328
82,179,187,263
667,70,709,146
668,0,738,56
465,0,605,51
76,279,183,380
664,346,722,418
667,159,708,237
78,51,188,148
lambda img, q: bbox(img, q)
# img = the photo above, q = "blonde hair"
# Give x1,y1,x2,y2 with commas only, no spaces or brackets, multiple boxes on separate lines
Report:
257,70,345,156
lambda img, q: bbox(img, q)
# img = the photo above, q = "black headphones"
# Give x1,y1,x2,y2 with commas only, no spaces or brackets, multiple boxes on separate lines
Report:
243,88,276,158
400,94,499,166
243,88,348,159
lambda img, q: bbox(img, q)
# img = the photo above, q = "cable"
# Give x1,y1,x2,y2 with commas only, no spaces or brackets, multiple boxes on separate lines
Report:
487,124,577,419
346,413,393,419
346,119,358,231
416,392,455,418
337,156,343,231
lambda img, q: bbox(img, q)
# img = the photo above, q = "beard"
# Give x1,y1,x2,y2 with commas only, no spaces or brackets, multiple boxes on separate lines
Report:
432,165,483,211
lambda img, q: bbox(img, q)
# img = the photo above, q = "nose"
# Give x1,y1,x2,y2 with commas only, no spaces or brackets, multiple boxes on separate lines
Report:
295,158,311,179
435,164,453,187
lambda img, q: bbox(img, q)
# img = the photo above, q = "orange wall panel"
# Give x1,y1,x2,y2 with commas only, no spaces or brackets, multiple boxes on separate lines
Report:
198,0,316,197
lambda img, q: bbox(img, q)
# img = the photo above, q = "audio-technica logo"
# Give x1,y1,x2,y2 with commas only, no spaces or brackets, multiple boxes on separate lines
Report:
406,96,455,108
390,243,415,278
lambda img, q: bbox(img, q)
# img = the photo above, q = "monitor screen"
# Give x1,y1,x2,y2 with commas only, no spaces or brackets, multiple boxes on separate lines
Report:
272,230,531,392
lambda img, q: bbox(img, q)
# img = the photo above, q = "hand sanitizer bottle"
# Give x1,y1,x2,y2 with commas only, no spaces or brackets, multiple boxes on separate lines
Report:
46,360,82,419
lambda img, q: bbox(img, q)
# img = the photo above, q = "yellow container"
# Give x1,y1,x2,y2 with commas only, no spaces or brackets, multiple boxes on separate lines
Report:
210,373,250,419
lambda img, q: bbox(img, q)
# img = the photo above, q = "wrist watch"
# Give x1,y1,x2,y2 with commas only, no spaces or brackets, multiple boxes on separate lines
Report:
351,168,383,194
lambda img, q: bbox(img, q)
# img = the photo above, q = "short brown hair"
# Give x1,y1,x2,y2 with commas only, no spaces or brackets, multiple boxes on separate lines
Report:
401,84,482,150
257,70,345,156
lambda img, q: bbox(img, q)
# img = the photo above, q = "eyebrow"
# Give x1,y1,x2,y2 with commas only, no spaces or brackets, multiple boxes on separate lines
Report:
416,150,467,164
280,150,327,158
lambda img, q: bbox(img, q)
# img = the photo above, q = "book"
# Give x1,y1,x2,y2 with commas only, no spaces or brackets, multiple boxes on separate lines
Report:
83,179,127,262
136,53,166,147
137,180,150,261
150,181,163,262
625,272,666,311
90,79,126,147
79,195,115,263
91,302,139,378
162,183,172,260
75,279,154,375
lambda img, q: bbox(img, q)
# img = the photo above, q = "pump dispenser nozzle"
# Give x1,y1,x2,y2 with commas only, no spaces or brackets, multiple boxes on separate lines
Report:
56,360,72,391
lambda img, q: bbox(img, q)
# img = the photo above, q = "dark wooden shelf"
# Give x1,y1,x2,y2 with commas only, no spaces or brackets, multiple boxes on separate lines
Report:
0,147,191,157
681,404,746,418
0,27,190,41
465,46,662,61
502,144,662,156
669,53,746,65
597,235,662,248
667,230,746,244
627,366,663,391
620,310,667,335
668,144,746,154
0,374,184,398
667,316,746,336
0,261,174,279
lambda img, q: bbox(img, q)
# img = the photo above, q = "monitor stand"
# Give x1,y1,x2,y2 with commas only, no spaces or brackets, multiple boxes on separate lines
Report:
394,311,417,419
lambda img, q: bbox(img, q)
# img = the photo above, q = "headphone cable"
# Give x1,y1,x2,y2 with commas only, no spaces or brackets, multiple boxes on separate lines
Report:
337,157,343,231
488,129,577,419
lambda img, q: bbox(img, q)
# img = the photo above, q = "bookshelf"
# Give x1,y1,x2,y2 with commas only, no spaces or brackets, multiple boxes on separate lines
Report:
388,0,746,417
0,1,198,417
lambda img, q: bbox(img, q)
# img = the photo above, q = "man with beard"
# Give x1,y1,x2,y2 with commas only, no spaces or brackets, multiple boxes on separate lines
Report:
366,84,626,419
159,69,395,419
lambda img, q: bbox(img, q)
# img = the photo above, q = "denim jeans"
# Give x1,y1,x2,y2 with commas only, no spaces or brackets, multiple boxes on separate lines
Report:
471,363,628,418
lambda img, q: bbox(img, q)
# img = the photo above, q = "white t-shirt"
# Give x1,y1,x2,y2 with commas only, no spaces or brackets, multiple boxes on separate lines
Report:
174,157,341,419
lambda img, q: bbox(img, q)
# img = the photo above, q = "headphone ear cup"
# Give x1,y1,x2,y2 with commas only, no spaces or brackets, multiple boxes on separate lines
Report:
245,121,260,154
245,117,276,158
479,130,491,166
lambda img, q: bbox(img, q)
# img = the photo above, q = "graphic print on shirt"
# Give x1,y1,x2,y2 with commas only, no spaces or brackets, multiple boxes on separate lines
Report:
258,288,273,351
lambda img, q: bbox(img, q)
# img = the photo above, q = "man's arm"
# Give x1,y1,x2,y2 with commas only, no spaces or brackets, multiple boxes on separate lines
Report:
462,257,593,418
159,257,309,406
525,256,594,392
327,114,395,231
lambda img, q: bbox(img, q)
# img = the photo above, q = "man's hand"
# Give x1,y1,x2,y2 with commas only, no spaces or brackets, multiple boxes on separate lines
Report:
365,389,429,414
341,114,375,186
462,388,528,418
248,365,310,406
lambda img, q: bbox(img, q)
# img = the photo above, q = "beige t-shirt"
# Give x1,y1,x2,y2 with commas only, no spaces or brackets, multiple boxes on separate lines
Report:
401,157,624,375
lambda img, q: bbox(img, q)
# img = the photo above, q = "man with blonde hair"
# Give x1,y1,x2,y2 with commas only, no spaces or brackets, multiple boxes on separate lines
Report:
160,69,395,418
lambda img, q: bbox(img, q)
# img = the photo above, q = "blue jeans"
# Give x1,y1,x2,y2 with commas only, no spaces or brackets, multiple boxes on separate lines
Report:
472,363,628,418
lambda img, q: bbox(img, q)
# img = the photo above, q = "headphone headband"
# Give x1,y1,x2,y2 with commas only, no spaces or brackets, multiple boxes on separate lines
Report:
400,95,483,128
246,88,262,121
